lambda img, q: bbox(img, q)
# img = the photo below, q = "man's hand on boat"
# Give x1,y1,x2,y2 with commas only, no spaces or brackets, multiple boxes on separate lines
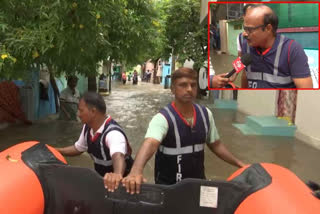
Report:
104,173,123,192
122,173,147,194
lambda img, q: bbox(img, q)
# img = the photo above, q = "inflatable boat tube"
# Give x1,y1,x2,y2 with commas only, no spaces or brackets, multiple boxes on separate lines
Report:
228,163,320,214
0,141,66,214
0,141,319,214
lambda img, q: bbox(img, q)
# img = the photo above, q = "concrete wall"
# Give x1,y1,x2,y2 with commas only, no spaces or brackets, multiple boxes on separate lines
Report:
282,32,318,50
161,57,172,85
269,3,318,28
214,4,227,23
227,21,243,56
295,91,320,149
200,0,211,24
219,20,228,53
161,64,171,86
237,90,278,116
145,61,155,80
237,90,320,149
145,61,154,73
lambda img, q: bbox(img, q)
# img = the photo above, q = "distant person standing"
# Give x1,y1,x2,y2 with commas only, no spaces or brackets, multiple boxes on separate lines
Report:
210,25,217,49
99,73,108,94
59,75,80,121
133,70,138,85
146,70,151,82
121,72,127,85
215,23,221,50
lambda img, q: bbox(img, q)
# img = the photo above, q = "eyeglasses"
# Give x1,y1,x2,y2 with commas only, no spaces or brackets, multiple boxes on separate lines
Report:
243,24,265,34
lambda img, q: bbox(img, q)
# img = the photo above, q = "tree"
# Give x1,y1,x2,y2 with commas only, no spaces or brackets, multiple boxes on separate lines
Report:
146,0,168,63
107,0,161,68
162,0,207,70
0,0,160,82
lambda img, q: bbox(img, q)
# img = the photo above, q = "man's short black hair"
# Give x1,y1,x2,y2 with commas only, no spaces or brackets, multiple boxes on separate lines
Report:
171,67,197,86
81,92,106,114
263,11,278,36
244,4,278,36
66,75,78,82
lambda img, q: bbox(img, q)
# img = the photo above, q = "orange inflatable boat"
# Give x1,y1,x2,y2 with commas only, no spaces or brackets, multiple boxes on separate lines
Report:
0,141,66,214
0,141,319,214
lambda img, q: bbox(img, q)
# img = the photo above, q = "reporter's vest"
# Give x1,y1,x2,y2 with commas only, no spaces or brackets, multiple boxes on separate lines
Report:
155,103,210,185
239,34,295,88
84,117,131,176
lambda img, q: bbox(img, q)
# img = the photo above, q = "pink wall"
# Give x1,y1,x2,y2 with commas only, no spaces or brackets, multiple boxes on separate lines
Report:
145,61,154,73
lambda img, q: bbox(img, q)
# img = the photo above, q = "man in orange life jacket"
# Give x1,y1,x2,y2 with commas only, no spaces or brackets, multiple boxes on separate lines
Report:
104,67,245,194
237,4,313,88
56,92,133,190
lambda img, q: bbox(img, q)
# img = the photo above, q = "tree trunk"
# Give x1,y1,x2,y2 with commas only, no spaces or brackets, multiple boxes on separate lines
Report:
108,62,112,93
142,64,146,80
171,51,176,74
88,76,97,92
48,68,60,113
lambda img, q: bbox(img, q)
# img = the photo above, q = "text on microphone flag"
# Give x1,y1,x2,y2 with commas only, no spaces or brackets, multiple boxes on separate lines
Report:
232,57,245,73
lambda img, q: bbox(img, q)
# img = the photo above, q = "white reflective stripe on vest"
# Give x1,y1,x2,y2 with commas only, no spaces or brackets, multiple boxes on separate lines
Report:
162,106,206,155
90,154,113,166
194,104,208,138
245,35,293,85
263,73,293,84
194,144,205,152
246,40,252,73
245,71,293,84
99,124,123,161
159,144,204,155
100,132,107,160
164,106,181,148
273,35,285,76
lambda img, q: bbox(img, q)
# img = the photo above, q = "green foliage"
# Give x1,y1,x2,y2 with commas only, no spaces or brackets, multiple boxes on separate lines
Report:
145,0,168,64
107,0,159,68
0,0,160,78
0,0,207,79
162,0,208,70
0,45,19,80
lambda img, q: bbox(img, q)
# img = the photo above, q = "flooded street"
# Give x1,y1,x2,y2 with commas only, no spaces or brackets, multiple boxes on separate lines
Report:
210,52,241,86
0,80,319,184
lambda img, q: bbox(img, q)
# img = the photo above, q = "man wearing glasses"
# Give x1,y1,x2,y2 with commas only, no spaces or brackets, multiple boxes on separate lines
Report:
237,4,313,88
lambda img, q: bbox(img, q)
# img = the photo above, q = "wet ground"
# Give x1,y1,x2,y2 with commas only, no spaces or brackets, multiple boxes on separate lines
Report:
0,80,319,184
210,51,241,86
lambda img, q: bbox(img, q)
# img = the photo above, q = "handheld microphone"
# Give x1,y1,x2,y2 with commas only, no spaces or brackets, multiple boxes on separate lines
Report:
224,54,252,78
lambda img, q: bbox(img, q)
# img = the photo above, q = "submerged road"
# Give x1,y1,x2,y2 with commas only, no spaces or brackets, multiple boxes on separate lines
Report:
0,80,319,184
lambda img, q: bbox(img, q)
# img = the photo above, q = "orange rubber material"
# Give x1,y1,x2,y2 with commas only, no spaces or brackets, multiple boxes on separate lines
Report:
0,141,66,214
228,163,320,214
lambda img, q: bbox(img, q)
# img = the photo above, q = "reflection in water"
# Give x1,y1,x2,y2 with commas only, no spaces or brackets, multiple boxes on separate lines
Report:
0,81,319,184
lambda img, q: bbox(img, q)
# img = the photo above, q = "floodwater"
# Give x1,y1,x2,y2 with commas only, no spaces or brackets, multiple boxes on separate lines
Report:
210,51,241,86
0,80,319,184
